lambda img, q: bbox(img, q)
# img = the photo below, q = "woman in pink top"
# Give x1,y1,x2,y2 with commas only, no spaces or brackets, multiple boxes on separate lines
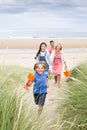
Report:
50,43,67,86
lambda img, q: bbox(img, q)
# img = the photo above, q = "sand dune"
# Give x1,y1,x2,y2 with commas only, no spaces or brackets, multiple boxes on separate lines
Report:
0,38,87,49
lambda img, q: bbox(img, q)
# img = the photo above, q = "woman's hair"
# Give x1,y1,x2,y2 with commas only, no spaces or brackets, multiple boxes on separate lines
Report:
35,42,47,59
33,62,46,70
55,43,62,50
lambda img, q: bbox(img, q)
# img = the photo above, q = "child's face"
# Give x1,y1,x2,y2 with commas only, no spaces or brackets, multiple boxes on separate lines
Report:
35,64,45,74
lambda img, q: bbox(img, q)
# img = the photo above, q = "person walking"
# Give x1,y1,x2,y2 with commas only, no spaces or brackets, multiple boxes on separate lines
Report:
35,42,51,75
50,43,67,87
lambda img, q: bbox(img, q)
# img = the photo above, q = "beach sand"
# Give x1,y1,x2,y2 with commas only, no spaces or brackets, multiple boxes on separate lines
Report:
0,38,87,68
0,51,87,69
0,38,87,49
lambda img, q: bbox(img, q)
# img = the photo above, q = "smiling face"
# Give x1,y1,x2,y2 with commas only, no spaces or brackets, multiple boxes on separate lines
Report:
34,62,46,75
35,64,44,74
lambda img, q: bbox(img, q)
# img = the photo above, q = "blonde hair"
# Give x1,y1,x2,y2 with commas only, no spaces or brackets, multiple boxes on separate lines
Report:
55,43,62,50
34,62,46,70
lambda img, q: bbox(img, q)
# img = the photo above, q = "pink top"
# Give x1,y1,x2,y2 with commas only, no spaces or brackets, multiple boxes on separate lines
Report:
51,52,63,75
53,53,62,66
49,47,54,54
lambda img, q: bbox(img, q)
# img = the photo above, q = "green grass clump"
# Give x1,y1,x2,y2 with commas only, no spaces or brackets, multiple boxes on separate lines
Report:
0,65,39,130
56,63,87,130
0,64,55,130
0,65,33,89
48,73,54,79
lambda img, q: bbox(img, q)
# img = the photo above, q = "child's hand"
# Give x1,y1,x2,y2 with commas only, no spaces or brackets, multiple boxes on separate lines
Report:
46,83,49,88
24,85,29,90
65,65,67,70
26,81,33,86
24,81,33,90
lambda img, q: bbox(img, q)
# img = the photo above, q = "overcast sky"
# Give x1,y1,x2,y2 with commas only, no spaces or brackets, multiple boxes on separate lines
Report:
0,0,87,37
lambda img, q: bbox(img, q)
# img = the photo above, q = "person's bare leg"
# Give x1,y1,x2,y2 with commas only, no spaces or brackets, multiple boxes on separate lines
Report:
38,105,43,117
54,75,57,84
57,74,61,87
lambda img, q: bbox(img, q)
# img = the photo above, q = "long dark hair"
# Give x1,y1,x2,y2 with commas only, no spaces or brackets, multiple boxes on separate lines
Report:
35,42,47,59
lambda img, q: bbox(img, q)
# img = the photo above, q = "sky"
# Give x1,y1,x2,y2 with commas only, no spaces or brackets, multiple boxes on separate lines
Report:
0,0,87,38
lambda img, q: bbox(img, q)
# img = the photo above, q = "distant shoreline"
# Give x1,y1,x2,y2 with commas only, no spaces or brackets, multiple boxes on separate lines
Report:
0,37,87,39
0,38,87,49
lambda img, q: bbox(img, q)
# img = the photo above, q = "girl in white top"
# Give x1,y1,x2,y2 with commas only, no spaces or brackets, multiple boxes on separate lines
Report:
35,42,51,75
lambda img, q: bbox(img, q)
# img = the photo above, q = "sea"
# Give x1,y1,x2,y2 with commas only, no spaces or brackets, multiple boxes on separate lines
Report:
0,30,87,38
0,30,87,53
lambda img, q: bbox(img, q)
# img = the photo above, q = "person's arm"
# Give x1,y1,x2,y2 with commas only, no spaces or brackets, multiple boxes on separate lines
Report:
64,61,67,69
46,78,49,88
61,51,67,69
45,50,51,70
46,50,50,63
50,50,55,64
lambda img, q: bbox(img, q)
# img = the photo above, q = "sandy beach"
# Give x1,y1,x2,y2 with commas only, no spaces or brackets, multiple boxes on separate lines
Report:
0,38,87,68
0,51,87,69
0,38,87,49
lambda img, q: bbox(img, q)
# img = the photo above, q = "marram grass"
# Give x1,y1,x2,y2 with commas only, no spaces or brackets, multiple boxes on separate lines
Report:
56,62,87,130
0,65,41,130
2,63,87,130
0,64,56,130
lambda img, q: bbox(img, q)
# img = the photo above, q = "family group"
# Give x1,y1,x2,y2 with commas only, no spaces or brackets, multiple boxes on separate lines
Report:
26,40,67,117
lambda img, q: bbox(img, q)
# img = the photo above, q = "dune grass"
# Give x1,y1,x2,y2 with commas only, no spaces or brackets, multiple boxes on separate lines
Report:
0,64,56,130
1,63,87,130
55,62,87,130
0,65,40,130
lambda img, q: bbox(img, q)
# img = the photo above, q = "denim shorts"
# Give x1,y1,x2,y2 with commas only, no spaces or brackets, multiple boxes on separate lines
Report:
34,93,47,106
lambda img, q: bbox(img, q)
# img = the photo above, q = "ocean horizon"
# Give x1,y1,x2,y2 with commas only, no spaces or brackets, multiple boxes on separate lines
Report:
0,30,87,38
